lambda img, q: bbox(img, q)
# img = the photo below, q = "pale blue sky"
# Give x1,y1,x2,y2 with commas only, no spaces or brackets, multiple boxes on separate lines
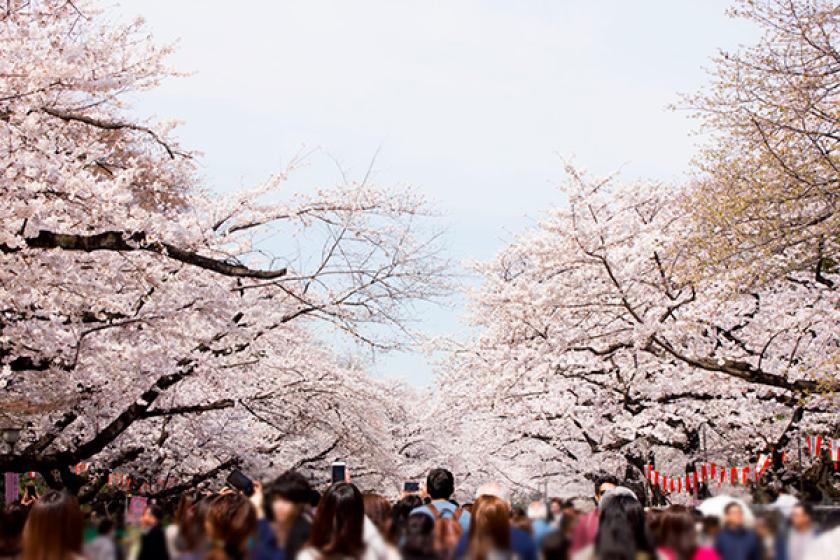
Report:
128,1,757,386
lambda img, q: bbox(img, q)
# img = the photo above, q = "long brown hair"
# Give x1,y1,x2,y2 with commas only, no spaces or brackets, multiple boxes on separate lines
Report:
363,493,393,542
467,495,511,560
307,483,365,558
22,490,83,560
205,493,257,560
654,506,698,560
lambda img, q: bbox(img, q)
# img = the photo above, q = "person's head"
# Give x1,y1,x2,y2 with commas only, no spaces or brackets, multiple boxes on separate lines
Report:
559,509,578,538
391,495,423,543
400,513,436,560
527,501,548,521
362,493,392,541
22,490,84,560
701,516,720,537
655,507,699,560
140,503,163,530
174,493,194,525
426,468,455,501
561,500,576,515
265,470,312,524
595,492,654,560
540,530,570,560
511,507,531,535
178,495,211,553
468,494,511,560
593,474,619,503
205,493,257,560
723,502,744,529
308,483,365,558
0,503,29,557
598,486,638,512
790,502,813,532
549,498,563,518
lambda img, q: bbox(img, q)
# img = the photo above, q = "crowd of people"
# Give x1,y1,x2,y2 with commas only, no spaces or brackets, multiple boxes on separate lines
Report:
1,467,839,560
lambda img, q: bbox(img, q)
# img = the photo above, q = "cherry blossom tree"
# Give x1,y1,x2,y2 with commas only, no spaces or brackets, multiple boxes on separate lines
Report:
435,167,839,502
680,0,840,288
0,0,445,494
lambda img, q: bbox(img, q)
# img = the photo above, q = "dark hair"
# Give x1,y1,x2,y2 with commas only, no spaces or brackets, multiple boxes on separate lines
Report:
701,516,720,534
426,468,455,500
308,489,322,509
97,517,114,535
265,470,313,520
655,506,698,560
723,502,742,515
206,493,257,560
511,507,531,535
363,493,392,542
540,531,570,560
0,503,29,557
595,493,654,560
145,503,164,522
594,474,619,497
23,490,84,560
793,502,814,518
400,513,438,560
391,495,424,543
308,483,365,558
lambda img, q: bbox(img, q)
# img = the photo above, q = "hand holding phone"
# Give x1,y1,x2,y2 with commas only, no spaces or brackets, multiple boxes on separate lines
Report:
226,469,255,497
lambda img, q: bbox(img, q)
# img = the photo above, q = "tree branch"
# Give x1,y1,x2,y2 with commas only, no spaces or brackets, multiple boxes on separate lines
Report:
3,230,287,280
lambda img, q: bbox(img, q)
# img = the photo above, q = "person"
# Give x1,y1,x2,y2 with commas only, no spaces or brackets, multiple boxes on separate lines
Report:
363,494,393,542
21,490,85,560
463,495,513,560
698,517,721,549
511,507,532,537
804,510,840,560
166,495,192,559
401,513,440,560
252,471,314,560
363,494,400,557
0,503,28,560
754,513,778,560
654,506,719,560
540,531,570,560
549,499,564,528
391,495,424,545
713,503,761,560
777,503,817,560
412,469,471,532
454,483,536,560
589,489,657,560
174,494,212,560
298,482,395,560
205,493,256,560
84,518,117,560
569,474,617,553
527,501,553,546
138,503,170,560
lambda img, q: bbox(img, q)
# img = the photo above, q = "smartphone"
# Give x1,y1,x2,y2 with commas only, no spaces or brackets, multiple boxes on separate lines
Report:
331,461,346,484
404,481,420,492
24,484,37,499
226,469,255,497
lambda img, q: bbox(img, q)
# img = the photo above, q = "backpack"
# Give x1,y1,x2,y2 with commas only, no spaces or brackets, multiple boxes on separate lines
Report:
427,502,465,559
